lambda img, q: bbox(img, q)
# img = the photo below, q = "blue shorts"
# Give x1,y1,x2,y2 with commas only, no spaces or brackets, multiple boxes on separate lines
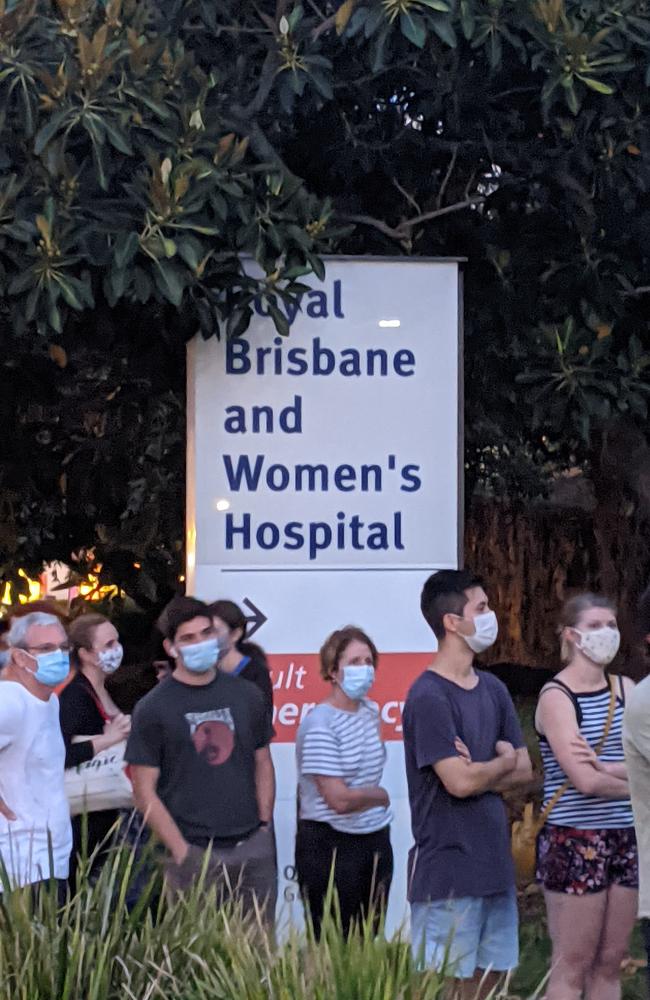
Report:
410,889,519,979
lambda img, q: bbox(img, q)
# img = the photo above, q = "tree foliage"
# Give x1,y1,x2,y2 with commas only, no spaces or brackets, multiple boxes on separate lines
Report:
2,0,650,612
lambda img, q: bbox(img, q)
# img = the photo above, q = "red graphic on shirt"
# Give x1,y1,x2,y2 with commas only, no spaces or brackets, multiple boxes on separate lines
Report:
185,709,235,766
268,652,431,743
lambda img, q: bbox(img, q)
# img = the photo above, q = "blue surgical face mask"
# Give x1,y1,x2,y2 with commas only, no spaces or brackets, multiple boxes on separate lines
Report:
339,664,375,701
0,649,10,670
28,649,70,687
179,638,219,674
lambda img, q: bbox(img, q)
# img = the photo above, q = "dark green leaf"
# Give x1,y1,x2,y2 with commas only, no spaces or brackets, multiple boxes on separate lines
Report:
8,269,35,295
577,76,614,95
400,11,426,49
114,232,140,269
460,0,475,40
102,119,134,155
364,5,384,37
226,307,252,339
267,298,290,336
54,275,83,310
430,14,457,48
176,236,203,271
33,110,69,156
153,262,185,306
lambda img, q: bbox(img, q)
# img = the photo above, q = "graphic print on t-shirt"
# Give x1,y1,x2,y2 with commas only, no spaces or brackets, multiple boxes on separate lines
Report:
185,708,235,767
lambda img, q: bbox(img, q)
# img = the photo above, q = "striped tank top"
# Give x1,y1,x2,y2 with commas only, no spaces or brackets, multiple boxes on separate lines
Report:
538,675,633,829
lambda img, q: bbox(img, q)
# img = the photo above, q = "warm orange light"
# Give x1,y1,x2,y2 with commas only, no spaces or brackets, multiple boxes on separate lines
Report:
77,572,124,602
1,570,43,606
1,565,125,608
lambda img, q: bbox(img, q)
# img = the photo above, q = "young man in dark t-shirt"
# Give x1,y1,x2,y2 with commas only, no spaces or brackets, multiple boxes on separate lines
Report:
126,597,277,926
403,570,532,996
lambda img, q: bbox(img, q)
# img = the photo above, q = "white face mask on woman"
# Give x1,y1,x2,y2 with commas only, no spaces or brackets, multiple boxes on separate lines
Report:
574,626,620,666
98,644,124,675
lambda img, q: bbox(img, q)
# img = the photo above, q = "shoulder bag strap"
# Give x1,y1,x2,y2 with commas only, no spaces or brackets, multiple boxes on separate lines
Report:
593,674,617,756
81,673,111,724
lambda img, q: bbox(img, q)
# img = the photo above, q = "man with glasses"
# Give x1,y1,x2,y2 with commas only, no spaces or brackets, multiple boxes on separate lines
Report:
0,612,72,890
126,596,277,928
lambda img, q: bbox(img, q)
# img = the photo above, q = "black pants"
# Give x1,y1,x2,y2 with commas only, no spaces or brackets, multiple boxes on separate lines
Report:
69,809,119,893
295,820,393,938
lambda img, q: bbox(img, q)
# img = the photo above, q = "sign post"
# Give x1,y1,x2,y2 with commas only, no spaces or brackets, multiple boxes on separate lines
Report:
187,257,463,931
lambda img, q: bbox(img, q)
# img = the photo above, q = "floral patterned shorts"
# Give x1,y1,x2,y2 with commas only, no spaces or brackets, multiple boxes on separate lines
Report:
536,825,638,895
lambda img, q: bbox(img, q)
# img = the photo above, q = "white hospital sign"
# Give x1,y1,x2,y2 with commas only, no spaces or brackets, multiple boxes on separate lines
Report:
188,257,462,577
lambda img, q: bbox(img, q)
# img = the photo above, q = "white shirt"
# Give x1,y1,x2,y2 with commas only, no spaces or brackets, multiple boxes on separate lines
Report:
297,700,392,834
0,681,72,887
624,676,650,917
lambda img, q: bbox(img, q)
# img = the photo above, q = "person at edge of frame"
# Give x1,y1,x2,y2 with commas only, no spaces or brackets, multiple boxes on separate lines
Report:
623,583,650,998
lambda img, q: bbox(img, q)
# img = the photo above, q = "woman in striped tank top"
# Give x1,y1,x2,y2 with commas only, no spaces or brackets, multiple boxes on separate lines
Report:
535,594,637,1000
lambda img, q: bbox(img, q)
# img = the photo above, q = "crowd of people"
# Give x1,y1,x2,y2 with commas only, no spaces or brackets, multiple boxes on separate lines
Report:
2,571,650,999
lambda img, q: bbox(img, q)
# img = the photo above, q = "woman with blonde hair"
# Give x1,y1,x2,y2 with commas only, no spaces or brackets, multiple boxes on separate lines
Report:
535,593,637,1000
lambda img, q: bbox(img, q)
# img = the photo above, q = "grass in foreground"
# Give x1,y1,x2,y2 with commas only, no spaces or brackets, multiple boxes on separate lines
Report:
0,844,646,1000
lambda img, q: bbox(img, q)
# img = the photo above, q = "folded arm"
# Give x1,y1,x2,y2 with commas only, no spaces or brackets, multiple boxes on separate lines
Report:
434,746,517,800
537,688,629,799
313,775,389,814
490,747,534,792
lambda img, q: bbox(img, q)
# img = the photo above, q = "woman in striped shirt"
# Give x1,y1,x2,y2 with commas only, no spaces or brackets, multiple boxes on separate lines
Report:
295,625,393,937
535,594,637,1000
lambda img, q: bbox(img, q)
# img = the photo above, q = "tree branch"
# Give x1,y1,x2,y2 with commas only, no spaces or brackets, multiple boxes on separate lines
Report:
239,48,279,117
305,0,328,20
342,195,485,246
437,144,458,210
393,177,421,215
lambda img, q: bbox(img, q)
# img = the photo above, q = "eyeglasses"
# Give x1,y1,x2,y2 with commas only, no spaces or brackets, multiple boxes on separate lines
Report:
24,644,72,654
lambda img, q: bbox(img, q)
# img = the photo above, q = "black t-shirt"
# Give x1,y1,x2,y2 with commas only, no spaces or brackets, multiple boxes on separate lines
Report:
234,642,274,728
125,671,273,843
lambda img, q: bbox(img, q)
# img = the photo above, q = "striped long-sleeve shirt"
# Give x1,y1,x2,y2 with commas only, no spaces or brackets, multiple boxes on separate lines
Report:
297,700,392,834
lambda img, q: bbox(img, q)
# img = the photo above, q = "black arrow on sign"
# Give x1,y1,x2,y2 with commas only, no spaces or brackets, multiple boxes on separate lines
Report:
243,598,268,639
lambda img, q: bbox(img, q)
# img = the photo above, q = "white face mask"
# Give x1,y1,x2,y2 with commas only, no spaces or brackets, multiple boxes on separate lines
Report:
461,611,499,654
575,626,620,667
98,644,123,675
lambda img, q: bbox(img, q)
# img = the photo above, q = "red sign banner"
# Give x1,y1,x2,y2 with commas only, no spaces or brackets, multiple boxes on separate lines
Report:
268,652,431,742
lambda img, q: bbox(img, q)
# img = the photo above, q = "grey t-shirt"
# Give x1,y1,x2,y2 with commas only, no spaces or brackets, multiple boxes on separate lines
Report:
403,668,524,902
297,700,391,834
126,672,272,844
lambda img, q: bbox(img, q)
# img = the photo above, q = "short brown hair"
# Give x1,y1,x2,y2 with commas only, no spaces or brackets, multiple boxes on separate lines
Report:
319,626,378,681
157,596,212,642
68,613,111,668
559,593,616,662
